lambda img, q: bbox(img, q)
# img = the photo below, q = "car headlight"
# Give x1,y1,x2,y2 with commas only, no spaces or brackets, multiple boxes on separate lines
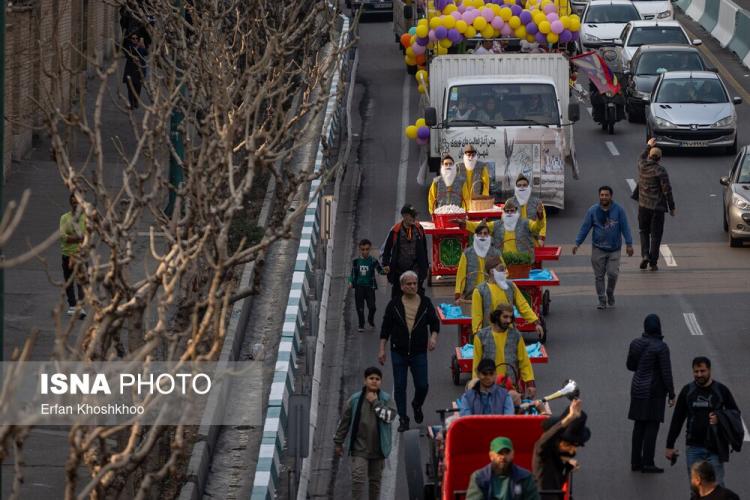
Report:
583,33,601,42
656,9,672,19
634,90,650,99
732,193,750,209
653,116,675,128
712,115,735,128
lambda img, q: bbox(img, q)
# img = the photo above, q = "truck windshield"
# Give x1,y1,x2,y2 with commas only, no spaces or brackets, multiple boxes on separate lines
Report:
446,83,560,126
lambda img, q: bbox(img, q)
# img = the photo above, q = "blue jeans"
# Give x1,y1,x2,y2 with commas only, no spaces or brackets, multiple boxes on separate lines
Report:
391,351,429,421
686,446,724,486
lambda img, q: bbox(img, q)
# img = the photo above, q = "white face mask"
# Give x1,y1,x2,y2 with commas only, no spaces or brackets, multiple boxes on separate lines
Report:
503,212,520,231
473,235,491,258
515,186,531,206
441,164,457,187
492,269,509,289
464,154,477,170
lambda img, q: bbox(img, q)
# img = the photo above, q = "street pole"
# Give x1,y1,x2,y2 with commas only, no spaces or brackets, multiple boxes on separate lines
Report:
1,0,7,366
164,0,184,217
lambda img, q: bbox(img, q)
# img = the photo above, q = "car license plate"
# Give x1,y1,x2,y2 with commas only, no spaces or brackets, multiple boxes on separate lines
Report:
681,141,708,147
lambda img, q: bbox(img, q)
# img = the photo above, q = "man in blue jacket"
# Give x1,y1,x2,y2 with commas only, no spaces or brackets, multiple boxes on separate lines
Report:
459,359,515,416
466,436,540,499
572,186,634,309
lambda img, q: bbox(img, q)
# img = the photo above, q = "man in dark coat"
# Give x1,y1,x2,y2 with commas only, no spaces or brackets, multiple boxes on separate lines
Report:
636,138,675,271
122,32,148,109
466,436,540,499
627,313,675,473
381,204,429,299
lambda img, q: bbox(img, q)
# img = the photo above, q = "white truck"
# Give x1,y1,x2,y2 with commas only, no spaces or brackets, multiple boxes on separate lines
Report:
424,53,580,210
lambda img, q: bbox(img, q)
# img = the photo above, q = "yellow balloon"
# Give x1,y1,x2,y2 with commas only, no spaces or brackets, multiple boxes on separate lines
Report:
499,7,512,21
560,16,570,29
547,32,559,43
418,18,429,26
514,25,526,38
416,118,427,128
527,34,537,42
539,20,551,34
418,84,426,94
437,45,449,55
406,46,415,57
405,55,417,66
456,20,468,33
490,4,502,14
443,15,456,29
569,17,581,31
406,125,418,139
444,4,457,14
473,16,488,30
474,0,485,7
466,26,477,38
416,24,429,38
509,16,521,29
493,28,501,37
439,38,453,48
481,25,495,38
410,35,416,45
430,16,442,29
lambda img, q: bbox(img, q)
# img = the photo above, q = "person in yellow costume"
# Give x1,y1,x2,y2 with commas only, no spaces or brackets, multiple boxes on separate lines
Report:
428,154,465,214
454,223,501,303
509,173,547,246
471,255,544,339
458,144,491,203
472,303,536,398
462,197,544,254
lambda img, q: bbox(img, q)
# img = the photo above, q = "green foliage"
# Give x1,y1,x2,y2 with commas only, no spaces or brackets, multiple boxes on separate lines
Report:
228,217,264,254
502,250,533,266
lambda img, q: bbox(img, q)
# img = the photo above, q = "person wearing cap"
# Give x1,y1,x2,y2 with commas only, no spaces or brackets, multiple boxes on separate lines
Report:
462,199,544,256
472,303,536,398
459,358,515,416
636,138,675,272
428,154,466,214
454,223,501,303
532,399,590,499
471,255,543,338
458,144,492,203
466,436,540,500
510,173,547,247
381,204,429,298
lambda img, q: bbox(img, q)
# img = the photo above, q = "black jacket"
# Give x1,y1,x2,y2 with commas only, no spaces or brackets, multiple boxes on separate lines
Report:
380,295,440,356
709,408,744,463
666,381,739,451
626,333,675,400
381,221,429,283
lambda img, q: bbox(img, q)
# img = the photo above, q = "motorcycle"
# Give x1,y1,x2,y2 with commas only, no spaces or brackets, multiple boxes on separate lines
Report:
589,82,625,134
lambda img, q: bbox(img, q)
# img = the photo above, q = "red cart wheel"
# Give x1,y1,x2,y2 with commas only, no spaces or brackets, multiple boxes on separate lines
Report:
542,289,551,316
451,354,461,386
539,316,547,344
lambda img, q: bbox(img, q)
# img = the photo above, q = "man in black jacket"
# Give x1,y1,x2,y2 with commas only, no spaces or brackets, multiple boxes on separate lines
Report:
690,461,740,499
665,357,740,486
378,271,440,432
627,313,675,473
637,138,676,271
381,204,429,298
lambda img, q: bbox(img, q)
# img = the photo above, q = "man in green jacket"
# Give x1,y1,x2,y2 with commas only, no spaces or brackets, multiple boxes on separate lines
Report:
466,436,540,499
334,367,397,500
59,193,86,317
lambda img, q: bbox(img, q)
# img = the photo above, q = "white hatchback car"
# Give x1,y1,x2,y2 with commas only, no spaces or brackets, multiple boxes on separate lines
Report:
580,0,642,50
631,0,674,20
616,20,700,66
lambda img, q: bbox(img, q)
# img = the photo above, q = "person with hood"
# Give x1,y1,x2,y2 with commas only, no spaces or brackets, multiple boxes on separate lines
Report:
572,186,634,309
466,436,540,500
459,358,515,416
461,198,544,255
627,314,675,473
636,138,676,271
381,204,429,299
471,255,543,338
458,144,491,202
472,303,536,397
532,399,590,500
455,223,502,303
510,174,547,247
429,154,466,213
334,366,397,500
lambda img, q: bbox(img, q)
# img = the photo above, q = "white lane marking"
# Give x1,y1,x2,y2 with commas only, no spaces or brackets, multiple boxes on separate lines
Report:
660,244,677,267
586,106,592,116
742,417,750,442
626,178,637,192
396,73,411,222
605,141,619,156
379,390,401,500
683,313,704,336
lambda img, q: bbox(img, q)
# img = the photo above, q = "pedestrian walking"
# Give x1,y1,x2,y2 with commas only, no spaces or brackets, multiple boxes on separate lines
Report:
123,32,147,109
572,186,634,309
381,204,429,299
334,366,397,500
627,313,675,473
690,461,740,499
466,436,540,500
635,138,675,271
60,194,86,317
378,271,440,432
349,239,385,332
666,357,742,486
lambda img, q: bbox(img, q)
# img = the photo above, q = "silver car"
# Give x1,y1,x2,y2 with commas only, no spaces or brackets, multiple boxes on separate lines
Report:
721,148,750,247
645,71,741,153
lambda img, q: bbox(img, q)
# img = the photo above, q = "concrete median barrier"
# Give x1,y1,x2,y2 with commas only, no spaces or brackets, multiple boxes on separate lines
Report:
713,0,740,47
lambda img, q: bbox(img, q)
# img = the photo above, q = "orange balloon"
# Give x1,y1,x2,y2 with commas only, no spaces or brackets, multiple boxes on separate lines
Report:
416,54,427,65
400,33,411,48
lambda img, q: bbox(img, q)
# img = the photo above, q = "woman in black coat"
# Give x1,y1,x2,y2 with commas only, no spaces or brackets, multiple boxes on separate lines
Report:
627,313,675,473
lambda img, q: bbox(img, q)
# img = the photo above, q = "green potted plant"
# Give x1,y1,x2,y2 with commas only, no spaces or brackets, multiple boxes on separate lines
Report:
502,250,533,279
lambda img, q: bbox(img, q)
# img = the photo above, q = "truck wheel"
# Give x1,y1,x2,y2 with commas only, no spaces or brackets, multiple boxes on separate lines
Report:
539,316,547,344
404,429,425,500
542,290,551,316
451,354,461,386
729,232,743,248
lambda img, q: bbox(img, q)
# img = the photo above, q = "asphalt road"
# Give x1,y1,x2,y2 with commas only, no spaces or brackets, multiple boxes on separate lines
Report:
328,13,750,500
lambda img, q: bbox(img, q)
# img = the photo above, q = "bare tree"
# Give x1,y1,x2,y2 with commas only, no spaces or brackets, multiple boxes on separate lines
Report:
0,0,353,497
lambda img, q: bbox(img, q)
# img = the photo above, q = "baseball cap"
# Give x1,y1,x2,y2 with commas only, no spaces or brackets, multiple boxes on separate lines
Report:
489,436,514,453
400,204,418,216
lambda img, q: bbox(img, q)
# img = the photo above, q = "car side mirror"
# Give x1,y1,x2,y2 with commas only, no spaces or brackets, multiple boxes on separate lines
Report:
692,39,702,46
425,107,438,127
403,5,413,18
733,96,742,105
720,176,730,186
568,102,581,122
614,39,623,46
707,65,718,72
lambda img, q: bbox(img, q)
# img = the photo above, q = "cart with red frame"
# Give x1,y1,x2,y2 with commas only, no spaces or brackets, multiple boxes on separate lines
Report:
403,415,572,499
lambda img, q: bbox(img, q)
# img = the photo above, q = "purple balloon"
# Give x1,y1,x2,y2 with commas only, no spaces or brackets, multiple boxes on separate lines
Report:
546,12,559,21
559,29,572,43
543,4,556,13
412,43,426,55
510,4,522,16
417,36,429,46
464,9,478,24
481,7,495,21
571,30,580,41
520,11,532,24
416,136,428,146
535,31,547,43
417,126,430,140
434,0,452,11
491,17,505,30
526,21,538,34
501,24,513,36
458,4,467,13
435,26,448,39
429,29,438,42
551,20,564,34
448,28,462,42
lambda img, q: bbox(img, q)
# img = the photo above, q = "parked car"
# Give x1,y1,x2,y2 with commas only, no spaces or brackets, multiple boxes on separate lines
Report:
347,0,393,17
624,45,709,121
580,0,642,50
721,147,750,246
645,70,741,154
616,20,700,66
631,0,674,20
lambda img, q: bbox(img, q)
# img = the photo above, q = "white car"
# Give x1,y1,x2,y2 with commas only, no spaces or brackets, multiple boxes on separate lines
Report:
616,20,700,65
631,0,674,20
580,0,642,50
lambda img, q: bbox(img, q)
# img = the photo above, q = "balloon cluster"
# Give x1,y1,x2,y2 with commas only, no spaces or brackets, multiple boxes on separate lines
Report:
405,118,430,145
401,0,582,67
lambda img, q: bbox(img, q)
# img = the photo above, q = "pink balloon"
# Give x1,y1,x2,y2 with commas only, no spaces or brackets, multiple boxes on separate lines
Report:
551,20,564,34
412,43,426,55
501,24,513,36
464,9,478,23
429,29,438,42
543,4,556,13
546,12,559,21
491,17,505,30
459,4,467,13
452,10,463,20
481,7,495,21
